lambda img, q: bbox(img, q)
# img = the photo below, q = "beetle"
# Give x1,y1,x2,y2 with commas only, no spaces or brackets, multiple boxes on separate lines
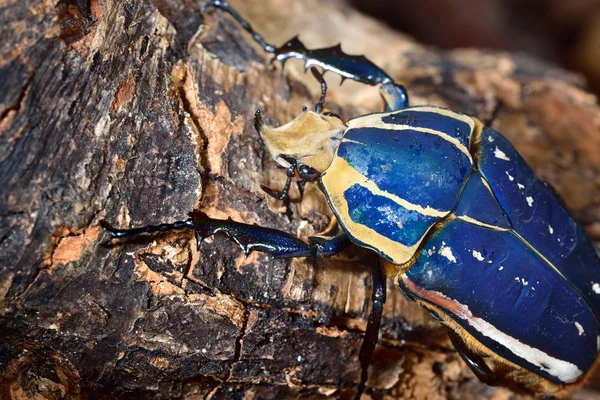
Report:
100,0,600,398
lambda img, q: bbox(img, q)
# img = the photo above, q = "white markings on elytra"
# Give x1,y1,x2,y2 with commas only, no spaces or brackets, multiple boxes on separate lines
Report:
526,196,534,207
439,241,457,263
505,171,514,181
410,284,584,382
472,250,485,262
517,183,525,190
498,266,504,271
574,322,585,336
549,225,554,235
488,135,494,143
592,282,600,294
494,147,510,161
427,246,436,257
515,277,528,286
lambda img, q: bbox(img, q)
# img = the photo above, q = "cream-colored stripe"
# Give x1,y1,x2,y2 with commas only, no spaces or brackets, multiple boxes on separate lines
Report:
348,107,475,161
340,138,366,146
357,179,447,217
327,157,448,218
456,215,510,231
402,276,584,383
321,156,447,264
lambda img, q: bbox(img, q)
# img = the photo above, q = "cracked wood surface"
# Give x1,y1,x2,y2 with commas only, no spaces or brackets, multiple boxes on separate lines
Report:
1,0,600,399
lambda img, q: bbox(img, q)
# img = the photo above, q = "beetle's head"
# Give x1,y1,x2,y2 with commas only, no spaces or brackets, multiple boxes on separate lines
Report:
254,107,346,181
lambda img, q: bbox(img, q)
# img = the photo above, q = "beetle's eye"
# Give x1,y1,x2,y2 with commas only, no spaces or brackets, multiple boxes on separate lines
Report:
297,164,320,181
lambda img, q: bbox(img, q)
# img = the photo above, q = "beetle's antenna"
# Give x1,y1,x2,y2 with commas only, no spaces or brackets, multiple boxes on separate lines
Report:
201,0,276,53
253,109,264,133
310,67,327,114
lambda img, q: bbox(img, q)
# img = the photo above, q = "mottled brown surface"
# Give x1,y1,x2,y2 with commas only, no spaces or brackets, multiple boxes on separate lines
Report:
0,0,599,399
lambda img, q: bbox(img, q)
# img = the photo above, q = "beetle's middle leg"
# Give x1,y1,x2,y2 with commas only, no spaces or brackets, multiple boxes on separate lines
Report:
101,211,351,259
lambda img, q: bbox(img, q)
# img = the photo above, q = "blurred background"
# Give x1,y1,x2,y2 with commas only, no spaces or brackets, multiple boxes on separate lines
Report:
352,0,600,95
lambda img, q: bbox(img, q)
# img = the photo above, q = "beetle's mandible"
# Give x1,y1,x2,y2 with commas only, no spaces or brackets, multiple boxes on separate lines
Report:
100,1,600,398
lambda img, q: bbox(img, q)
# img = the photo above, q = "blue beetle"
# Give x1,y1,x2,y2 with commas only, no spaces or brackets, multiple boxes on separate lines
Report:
101,1,600,397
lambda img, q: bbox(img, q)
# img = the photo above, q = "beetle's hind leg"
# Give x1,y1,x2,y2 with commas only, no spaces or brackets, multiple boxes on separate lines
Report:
447,329,497,386
355,258,386,399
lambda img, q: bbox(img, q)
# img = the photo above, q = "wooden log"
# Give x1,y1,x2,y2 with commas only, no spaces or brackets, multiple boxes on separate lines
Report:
1,0,599,398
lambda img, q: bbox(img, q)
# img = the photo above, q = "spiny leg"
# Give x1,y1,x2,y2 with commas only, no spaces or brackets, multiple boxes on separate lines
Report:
190,211,352,258
356,258,386,399
201,0,409,112
447,329,497,386
101,211,351,259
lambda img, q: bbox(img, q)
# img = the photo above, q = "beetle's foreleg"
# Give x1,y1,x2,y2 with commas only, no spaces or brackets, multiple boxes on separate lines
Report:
447,329,497,386
201,0,410,112
356,258,386,399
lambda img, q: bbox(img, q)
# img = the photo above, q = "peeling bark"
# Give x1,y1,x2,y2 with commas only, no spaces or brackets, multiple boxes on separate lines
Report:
1,0,599,399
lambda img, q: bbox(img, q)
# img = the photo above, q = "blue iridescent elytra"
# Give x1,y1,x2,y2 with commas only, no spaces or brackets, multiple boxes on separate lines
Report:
320,106,600,386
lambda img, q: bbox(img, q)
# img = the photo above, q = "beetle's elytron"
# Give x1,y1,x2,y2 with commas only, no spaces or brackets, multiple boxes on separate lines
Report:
101,1,600,397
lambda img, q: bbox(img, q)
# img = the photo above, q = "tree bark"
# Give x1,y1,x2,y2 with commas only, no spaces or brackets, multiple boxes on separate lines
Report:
1,0,599,399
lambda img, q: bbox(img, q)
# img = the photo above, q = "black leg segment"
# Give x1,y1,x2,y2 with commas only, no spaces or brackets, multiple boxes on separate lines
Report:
447,328,497,386
356,258,386,399
100,219,194,239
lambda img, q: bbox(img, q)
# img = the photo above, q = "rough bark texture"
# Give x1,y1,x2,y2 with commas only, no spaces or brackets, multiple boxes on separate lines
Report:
1,0,600,399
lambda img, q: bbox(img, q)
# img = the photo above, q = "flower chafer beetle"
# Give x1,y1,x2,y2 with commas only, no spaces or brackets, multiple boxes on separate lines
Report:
101,1,600,397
